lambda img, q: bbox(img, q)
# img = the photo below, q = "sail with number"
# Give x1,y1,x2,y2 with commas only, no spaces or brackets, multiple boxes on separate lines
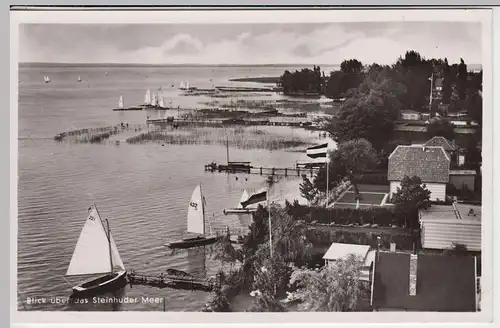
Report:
144,89,151,105
187,185,205,235
118,96,124,109
66,205,125,276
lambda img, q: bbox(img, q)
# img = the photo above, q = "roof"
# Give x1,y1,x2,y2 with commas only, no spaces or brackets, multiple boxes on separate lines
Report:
449,170,477,176
419,204,481,223
424,136,457,152
394,125,427,132
401,110,421,115
388,145,451,183
322,243,370,261
371,252,477,311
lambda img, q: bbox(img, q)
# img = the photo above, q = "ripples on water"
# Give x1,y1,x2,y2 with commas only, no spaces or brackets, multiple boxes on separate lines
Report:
17,65,331,311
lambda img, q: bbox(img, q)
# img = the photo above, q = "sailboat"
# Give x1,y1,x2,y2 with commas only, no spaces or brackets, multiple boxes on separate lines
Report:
65,204,127,296
223,189,258,215
158,94,165,108
44,76,50,83
113,95,142,111
144,89,152,106
165,184,222,249
77,76,82,82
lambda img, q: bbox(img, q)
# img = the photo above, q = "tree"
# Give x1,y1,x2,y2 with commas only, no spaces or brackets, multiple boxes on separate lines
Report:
313,150,346,192
247,292,287,312
391,175,431,229
442,58,453,104
289,254,368,311
426,117,455,140
336,139,378,200
299,174,318,202
328,68,405,150
466,88,482,125
457,58,468,101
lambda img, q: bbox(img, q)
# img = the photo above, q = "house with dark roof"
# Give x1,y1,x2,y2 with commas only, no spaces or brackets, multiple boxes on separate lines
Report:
424,136,459,166
370,251,478,311
388,145,451,201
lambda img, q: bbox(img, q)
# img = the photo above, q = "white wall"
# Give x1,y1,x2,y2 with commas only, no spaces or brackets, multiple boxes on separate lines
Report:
390,181,446,201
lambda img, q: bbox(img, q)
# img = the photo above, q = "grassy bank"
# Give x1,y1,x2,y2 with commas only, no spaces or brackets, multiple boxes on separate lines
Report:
126,126,312,150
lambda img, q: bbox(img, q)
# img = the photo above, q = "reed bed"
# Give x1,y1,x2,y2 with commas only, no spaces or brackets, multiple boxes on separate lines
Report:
126,126,311,151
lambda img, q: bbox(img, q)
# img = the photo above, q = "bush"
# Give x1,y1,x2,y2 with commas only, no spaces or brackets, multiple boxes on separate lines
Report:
285,201,400,227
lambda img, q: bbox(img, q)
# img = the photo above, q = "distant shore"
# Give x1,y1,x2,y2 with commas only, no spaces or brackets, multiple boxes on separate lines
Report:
229,76,280,84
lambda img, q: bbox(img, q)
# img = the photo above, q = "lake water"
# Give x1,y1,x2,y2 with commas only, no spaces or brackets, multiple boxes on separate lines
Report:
17,64,333,311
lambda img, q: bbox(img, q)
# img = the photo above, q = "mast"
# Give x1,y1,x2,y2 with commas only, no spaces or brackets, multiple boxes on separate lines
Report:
94,203,113,273
226,136,229,165
200,184,206,236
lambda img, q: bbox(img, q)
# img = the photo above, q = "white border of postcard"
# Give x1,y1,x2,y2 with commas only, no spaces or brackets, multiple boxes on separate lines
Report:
10,8,494,325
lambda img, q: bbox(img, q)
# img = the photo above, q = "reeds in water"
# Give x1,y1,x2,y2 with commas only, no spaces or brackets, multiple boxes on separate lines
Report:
126,126,310,151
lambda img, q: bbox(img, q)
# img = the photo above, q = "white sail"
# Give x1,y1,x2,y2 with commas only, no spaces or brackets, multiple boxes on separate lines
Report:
237,189,249,209
78,76,82,82
158,94,165,108
151,93,157,106
185,81,190,90
109,233,126,271
144,89,151,105
44,76,50,82
66,206,113,276
187,185,205,235
180,81,185,89
118,96,124,109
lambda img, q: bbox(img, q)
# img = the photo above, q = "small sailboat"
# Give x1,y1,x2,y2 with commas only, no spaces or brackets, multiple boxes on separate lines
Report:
165,184,221,249
77,76,82,82
44,76,50,83
144,89,152,105
65,204,127,296
105,71,108,76
223,189,258,215
113,95,143,111
158,94,165,108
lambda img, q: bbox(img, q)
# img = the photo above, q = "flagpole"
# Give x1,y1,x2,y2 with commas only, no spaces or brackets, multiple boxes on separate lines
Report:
429,73,433,111
326,157,329,208
267,191,273,258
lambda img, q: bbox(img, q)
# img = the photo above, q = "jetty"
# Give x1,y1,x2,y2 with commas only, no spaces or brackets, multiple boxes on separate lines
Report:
204,161,319,177
146,117,313,128
126,271,217,292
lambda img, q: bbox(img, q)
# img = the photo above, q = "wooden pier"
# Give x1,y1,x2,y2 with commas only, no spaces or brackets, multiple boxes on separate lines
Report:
204,162,319,177
127,271,217,292
146,117,313,128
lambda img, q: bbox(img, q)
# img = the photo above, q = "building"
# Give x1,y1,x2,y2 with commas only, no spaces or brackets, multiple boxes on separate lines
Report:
322,243,372,281
370,251,478,311
418,203,481,251
424,136,458,165
449,170,477,191
400,110,422,121
388,145,451,201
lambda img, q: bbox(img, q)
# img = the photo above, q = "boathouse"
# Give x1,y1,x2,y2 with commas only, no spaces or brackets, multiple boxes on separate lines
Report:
322,243,373,281
370,252,478,311
388,145,451,202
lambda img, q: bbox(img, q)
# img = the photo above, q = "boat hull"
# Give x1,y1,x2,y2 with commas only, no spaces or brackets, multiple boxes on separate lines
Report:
70,270,127,298
165,236,221,249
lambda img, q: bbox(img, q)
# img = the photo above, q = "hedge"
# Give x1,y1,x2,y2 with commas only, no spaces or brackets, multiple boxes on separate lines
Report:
304,228,415,251
354,173,389,185
285,202,402,227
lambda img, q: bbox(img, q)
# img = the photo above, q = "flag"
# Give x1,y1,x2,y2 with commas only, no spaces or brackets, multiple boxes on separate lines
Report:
306,143,328,159
241,189,267,208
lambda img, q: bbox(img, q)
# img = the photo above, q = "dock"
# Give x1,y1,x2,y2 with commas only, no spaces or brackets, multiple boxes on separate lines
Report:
146,118,313,128
204,162,319,177
127,271,217,292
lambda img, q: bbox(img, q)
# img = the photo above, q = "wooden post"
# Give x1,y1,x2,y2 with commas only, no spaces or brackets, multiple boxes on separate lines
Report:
297,168,300,176
272,168,275,175
260,167,263,175
285,168,288,176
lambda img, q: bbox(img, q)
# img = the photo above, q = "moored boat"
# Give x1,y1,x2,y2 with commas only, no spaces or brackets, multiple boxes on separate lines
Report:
165,184,222,249
65,204,127,297
113,95,143,111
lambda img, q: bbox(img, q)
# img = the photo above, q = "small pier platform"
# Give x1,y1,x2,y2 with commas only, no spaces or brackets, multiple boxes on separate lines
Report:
205,162,319,177
146,117,313,128
127,271,217,292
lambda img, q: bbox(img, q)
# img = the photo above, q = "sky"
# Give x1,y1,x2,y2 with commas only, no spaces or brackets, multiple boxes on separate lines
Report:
18,22,482,65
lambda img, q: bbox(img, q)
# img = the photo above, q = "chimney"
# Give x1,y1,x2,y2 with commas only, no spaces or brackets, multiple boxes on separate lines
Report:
409,254,418,296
